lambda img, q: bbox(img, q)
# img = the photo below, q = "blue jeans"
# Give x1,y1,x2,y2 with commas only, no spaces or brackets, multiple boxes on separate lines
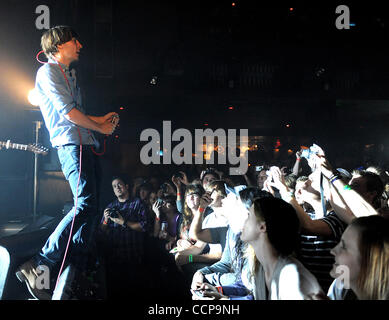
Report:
36,145,101,270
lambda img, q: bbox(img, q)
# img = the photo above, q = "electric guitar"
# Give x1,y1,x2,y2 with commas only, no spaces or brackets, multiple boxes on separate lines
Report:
0,140,49,155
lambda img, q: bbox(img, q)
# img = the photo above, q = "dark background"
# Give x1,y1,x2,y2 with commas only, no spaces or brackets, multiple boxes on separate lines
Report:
0,0,388,220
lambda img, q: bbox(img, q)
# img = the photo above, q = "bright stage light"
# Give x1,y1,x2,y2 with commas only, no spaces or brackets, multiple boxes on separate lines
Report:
28,88,40,106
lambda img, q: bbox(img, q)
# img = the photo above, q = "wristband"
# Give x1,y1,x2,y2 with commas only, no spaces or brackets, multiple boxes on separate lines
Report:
199,207,205,214
328,173,337,180
188,254,193,263
216,286,223,295
343,184,352,191
103,220,108,225
296,158,301,161
176,192,181,196
329,172,339,180
330,175,341,184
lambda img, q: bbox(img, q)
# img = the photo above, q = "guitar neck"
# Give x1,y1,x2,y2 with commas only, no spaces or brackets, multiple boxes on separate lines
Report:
0,141,28,151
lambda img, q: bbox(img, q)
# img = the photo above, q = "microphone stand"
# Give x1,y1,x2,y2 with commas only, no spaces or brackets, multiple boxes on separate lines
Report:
33,120,42,222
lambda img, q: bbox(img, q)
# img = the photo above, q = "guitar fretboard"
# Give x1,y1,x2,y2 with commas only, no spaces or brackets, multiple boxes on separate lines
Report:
0,141,28,151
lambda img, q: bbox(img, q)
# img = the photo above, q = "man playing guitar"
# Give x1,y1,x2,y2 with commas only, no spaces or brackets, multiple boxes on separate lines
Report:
15,25,119,300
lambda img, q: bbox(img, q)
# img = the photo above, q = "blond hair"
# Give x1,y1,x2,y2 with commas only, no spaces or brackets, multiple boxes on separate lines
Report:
351,216,389,300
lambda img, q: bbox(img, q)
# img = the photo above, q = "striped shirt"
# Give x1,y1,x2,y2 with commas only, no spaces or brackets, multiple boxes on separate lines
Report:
99,197,147,265
298,210,347,292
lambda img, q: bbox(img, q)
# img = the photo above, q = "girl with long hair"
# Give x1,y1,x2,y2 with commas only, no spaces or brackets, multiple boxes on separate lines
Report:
329,215,389,300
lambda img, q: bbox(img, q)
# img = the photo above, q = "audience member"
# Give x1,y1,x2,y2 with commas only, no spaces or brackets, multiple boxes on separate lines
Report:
136,182,155,235
152,194,181,250
97,176,148,298
195,197,324,300
328,215,389,300
255,167,268,190
171,171,190,217
80,143,389,300
316,155,384,224
175,183,205,248
100,176,148,233
191,186,273,298
137,182,152,203
200,168,220,189
172,183,224,282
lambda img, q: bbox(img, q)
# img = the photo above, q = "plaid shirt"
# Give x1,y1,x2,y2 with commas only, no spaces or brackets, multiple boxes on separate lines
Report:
99,197,147,264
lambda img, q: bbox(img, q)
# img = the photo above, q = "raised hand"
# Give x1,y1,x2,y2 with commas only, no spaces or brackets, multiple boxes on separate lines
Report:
269,166,288,193
152,200,162,220
171,175,182,189
315,154,335,179
179,171,189,185
199,192,212,210
308,144,326,172
263,177,275,196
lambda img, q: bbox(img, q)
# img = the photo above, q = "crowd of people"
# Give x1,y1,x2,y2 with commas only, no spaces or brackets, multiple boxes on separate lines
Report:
13,25,388,301
97,144,389,300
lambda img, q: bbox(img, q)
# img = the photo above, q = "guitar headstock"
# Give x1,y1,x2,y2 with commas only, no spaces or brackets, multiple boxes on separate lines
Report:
28,143,49,155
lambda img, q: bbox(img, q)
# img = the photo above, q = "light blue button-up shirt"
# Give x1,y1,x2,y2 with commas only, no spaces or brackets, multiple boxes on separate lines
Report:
35,58,97,148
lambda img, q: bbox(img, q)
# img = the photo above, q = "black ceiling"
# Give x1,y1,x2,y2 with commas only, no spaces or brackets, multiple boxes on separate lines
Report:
1,0,389,140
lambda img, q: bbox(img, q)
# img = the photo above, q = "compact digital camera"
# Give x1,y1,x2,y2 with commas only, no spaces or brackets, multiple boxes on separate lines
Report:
301,144,321,160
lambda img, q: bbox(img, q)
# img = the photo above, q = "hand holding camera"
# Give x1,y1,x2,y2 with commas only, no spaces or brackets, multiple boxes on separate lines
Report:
103,208,124,225
199,191,212,210
301,144,325,171
268,166,289,193
172,171,189,186
103,208,111,224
